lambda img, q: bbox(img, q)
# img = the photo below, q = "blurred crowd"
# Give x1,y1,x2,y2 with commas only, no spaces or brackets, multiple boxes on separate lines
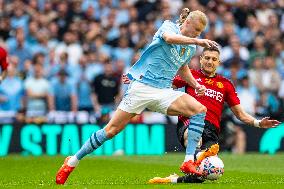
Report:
0,0,283,126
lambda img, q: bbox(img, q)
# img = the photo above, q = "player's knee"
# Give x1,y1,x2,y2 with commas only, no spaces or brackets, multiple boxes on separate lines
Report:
193,105,207,115
200,105,207,113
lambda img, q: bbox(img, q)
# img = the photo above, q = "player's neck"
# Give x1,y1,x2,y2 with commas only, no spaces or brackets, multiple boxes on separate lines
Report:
200,69,216,78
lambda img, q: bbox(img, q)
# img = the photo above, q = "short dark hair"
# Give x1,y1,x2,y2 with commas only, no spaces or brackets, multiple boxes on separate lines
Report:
202,46,220,55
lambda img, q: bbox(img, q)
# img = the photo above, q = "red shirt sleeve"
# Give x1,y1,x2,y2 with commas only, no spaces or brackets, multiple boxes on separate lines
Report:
172,75,187,88
225,79,240,107
0,47,8,70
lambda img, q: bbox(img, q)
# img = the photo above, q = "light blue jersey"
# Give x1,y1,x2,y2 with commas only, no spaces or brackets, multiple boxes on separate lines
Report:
127,20,196,89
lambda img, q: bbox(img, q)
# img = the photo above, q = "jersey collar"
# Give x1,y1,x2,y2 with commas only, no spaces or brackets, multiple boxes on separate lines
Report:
199,69,217,78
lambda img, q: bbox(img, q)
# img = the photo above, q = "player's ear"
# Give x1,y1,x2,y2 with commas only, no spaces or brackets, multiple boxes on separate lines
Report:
217,59,221,66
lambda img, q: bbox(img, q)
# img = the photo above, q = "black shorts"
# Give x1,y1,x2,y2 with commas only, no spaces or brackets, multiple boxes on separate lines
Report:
176,120,219,150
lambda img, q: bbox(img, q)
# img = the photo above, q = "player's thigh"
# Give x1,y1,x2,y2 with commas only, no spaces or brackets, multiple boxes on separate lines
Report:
105,109,136,138
118,81,152,114
167,94,206,117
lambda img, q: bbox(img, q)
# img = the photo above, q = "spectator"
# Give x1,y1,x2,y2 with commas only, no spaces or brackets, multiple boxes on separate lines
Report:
76,56,93,112
24,62,52,118
112,37,134,67
258,91,280,117
272,41,283,69
91,61,121,114
115,0,130,25
236,76,258,116
239,15,261,46
221,35,249,65
54,2,72,40
91,35,112,58
50,69,77,112
262,56,281,93
10,1,29,31
55,31,82,65
248,57,264,91
0,16,11,41
0,64,23,111
49,52,76,80
248,35,267,65
7,28,32,72
26,20,39,46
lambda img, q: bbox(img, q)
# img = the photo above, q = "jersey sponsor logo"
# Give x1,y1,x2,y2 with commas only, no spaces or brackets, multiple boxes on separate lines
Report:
196,78,202,82
170,48,187,65
216,82,224,88
196,88,223,102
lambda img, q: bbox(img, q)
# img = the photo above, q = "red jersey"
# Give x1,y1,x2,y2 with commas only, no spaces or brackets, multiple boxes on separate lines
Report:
173,69,240,132
0,47,8,71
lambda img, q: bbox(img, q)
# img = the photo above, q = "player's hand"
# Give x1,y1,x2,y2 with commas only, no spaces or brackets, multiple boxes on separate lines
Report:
122,74,131,84
259,117,281,128
195,84,206,96
196,39,219,48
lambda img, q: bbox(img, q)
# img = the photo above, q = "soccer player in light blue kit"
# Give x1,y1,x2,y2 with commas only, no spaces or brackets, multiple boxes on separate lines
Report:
56,9,219,184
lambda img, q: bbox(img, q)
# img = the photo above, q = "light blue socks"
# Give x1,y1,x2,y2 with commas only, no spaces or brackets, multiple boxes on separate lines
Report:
184,113,205,162
75,128,109,160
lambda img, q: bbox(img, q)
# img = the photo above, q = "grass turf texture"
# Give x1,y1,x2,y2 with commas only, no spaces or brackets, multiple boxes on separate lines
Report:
0,153,283,189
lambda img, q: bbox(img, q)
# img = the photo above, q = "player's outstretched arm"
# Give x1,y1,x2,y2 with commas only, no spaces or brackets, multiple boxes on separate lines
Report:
230,105,281,128
172,75,187,89
163,32,218,48
177,65,206,96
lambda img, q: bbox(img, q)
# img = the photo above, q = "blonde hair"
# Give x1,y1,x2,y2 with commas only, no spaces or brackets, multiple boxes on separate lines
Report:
177,8,190,25
177,9,208,26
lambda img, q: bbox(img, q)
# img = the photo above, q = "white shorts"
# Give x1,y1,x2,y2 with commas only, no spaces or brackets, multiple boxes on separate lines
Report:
118,81,185,114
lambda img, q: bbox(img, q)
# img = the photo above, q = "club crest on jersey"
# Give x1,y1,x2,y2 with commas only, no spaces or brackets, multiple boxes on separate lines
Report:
180,48,186,56
216,82,224,88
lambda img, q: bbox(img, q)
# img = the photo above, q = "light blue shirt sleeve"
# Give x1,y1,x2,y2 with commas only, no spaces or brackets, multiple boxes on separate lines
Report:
155,20,179,40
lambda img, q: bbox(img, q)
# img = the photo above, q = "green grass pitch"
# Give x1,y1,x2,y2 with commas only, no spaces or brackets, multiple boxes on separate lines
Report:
1,153,284,189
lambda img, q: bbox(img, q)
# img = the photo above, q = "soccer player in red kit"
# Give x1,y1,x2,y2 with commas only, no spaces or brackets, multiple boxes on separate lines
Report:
148,46,280,184
0,47,9,83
